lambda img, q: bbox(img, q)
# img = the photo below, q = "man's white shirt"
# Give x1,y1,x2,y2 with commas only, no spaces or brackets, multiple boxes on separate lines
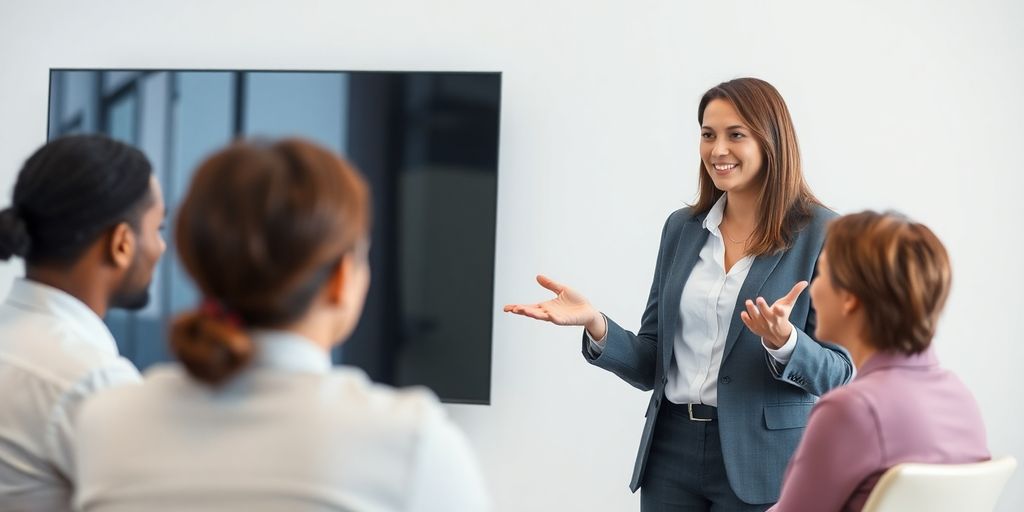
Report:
0,278,139,512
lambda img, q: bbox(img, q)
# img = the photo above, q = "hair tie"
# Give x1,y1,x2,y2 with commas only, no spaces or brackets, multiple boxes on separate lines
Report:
200,299,244,328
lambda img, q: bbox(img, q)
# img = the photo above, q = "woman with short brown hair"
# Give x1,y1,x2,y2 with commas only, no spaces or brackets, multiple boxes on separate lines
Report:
770,211,989,511
818,211,952,356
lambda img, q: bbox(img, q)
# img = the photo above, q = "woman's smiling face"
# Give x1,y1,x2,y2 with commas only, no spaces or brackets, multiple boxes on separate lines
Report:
700,98,764,195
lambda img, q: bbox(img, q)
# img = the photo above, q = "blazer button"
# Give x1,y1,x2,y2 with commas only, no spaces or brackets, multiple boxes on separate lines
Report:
720,376,731,384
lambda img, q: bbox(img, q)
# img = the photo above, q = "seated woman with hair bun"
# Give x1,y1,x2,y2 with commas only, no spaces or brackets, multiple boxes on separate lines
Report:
72,139,490,512
769,211,990,512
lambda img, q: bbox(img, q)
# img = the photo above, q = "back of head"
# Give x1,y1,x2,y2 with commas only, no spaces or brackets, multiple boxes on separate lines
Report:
170,138,371,386
824,211,952,354
0,134,153,266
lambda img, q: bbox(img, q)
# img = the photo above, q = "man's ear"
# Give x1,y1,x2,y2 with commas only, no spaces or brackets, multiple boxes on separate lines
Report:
107,222,136,269
324,256,351,307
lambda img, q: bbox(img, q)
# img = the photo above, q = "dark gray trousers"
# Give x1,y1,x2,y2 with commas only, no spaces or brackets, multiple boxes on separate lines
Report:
641,403,772,512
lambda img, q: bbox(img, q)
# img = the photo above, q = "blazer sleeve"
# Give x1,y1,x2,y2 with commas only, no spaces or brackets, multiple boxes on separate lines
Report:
770,390,882,512
580,214,675,392
766,326,854,397
766,249,854,396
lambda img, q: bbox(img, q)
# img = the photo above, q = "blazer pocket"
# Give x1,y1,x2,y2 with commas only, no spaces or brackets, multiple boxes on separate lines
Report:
763,403,815,430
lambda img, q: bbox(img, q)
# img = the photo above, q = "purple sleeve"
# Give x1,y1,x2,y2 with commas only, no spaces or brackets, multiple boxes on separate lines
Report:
769,390,882,512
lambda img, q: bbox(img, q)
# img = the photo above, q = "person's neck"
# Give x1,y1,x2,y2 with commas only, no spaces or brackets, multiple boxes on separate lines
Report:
279,315,338,355
25,266,109,318
846,335,878,369
722,191,758,230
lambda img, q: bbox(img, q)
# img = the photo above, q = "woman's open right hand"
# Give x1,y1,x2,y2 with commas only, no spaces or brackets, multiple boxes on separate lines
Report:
503,275,607,339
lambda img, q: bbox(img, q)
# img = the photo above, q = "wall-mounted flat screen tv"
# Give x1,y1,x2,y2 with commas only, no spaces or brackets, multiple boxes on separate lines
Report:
48,69,500,404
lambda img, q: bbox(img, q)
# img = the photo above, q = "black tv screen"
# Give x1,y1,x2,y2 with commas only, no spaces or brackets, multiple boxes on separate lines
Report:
47,69,500,404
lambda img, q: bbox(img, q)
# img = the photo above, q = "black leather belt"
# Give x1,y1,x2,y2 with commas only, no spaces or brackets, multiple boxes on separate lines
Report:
666,401,718,422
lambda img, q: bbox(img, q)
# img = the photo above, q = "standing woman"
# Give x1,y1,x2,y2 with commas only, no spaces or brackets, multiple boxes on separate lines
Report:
73,139,489,511
505,78,854,511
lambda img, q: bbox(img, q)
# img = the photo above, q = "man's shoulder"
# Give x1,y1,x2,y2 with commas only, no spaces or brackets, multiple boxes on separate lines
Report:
0,309,139,392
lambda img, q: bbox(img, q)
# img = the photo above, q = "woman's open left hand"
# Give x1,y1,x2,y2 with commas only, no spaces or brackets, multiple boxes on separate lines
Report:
740,281,808,349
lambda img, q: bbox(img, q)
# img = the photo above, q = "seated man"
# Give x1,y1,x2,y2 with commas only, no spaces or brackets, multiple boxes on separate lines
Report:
0,135,165,511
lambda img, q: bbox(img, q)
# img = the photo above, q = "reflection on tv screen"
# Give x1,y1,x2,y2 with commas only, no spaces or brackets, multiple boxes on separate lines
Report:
48,69,500,404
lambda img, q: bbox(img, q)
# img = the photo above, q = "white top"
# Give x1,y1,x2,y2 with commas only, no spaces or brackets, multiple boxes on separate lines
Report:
73,330,490,512
591,194,797,406
0,278,141,512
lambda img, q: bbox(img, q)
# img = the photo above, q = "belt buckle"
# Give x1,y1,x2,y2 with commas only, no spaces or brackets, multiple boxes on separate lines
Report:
688,403,712,422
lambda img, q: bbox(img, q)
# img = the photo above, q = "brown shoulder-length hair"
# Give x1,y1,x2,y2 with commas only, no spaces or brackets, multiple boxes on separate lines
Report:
824,211,952,355
693,77,822,256
169,138,371,386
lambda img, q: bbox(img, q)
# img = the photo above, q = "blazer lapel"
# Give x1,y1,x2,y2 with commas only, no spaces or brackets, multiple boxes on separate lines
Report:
722,250,784,363
661,215,709,373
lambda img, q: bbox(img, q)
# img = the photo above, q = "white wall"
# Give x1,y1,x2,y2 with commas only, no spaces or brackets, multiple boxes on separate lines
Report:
1,1,1021,510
